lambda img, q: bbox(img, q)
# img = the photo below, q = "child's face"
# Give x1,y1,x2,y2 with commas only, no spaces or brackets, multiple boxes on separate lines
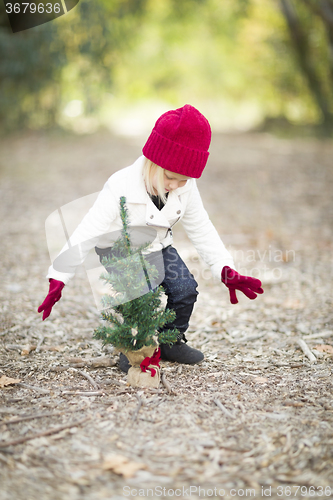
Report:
153,169,190,194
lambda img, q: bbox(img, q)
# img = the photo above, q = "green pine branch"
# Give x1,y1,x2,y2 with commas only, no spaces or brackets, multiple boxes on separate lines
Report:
93,196,178,351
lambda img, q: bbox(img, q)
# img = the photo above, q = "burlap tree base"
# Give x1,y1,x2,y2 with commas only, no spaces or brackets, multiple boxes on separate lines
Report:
118,344,160,388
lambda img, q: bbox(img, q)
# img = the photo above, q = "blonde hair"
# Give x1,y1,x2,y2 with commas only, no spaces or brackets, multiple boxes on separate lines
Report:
142,157,168,204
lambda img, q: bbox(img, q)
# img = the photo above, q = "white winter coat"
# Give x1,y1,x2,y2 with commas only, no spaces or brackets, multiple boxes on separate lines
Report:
47,156,235,285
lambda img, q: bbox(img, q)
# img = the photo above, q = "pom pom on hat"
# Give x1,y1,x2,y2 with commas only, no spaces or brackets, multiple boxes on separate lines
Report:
142,104,211,178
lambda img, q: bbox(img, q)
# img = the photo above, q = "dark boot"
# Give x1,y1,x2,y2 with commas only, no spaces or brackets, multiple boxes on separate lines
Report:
118,352,130,373
160,334,204,365
118,336,204,373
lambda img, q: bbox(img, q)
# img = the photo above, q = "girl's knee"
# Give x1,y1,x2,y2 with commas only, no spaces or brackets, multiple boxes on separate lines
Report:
180,275,198,301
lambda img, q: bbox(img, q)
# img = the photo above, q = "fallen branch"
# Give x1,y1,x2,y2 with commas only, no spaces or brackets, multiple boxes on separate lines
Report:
35,335,45,353
296,339,317,364
49,366,70,372
311,349,324,359
64,356,116,368
22,345,63,356
62,390,104,396
1,409,76,426
213,399,235,418
303,330,333,340
228,375,244,385
16,383,51,394
4,344,22,352
99,378,125,387
77,370,99,390
226,332,266,344
234,332,266,343
161,372,176,395
5,344,63,355
0,416,91,448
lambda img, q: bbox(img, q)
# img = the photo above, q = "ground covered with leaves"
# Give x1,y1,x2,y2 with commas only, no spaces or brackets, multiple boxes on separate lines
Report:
0,130,333,500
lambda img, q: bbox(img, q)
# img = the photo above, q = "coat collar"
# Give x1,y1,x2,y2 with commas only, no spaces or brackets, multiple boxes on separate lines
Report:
125,156,192,228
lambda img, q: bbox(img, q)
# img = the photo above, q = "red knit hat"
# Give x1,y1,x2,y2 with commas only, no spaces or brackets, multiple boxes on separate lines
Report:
142,104,211,178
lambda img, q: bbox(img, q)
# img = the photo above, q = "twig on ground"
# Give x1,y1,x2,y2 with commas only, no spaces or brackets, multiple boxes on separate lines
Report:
161,372,176,394
233,332,267,343
88,357,116,368
98,378,124,387
1,325,20,337
1,409,77,426
297,339,317,364
311,348,325,359
16,383,51,394
5,344,63,355
0,409,22,415
77,370,100,390
64,356,116,368
62,391,104,396
4,344,23,352
303,331,333,340
35,335,45,353
225,332,266,344
49,366,70,372
213,399,235,418
0,416,91,448
228,375,244,385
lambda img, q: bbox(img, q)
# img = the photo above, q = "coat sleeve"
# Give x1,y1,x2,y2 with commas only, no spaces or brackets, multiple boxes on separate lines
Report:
46,180,118,285
180,180,235,280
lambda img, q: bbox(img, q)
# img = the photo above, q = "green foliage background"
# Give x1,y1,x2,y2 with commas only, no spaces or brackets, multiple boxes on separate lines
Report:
0,0,332,132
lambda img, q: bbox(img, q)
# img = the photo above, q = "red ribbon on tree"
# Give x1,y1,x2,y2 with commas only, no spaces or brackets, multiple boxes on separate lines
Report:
140,348,161,377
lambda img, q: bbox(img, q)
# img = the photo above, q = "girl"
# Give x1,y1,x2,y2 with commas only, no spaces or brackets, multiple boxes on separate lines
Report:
38,104,263,372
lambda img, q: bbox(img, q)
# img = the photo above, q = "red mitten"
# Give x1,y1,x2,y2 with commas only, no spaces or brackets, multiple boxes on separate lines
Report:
221,266,264,305
38,279,65,320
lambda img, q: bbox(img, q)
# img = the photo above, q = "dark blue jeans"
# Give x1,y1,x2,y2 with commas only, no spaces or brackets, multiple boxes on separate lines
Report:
96,245,198,342
157,246,198,341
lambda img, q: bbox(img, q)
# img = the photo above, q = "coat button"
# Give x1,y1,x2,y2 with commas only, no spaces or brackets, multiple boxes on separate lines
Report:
150,215,154,219
177,210,181,214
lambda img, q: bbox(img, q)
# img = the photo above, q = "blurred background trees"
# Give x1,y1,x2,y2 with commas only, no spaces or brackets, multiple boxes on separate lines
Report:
0,0,332,134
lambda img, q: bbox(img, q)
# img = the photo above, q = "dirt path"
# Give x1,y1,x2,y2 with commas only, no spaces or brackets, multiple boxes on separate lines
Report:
0,130,332,500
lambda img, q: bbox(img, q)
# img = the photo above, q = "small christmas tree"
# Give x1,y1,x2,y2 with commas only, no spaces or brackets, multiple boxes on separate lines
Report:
94,197,178,354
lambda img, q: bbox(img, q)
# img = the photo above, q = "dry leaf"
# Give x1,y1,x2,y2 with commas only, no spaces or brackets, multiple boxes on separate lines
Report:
314,344,333,354
0,375,21,388
102,454,147,478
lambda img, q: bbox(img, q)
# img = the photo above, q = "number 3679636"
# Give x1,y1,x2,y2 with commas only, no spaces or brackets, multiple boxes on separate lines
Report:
5,3,61,14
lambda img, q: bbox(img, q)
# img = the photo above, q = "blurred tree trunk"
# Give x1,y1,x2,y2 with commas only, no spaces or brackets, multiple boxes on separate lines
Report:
280,0,333,129
303,0,333,85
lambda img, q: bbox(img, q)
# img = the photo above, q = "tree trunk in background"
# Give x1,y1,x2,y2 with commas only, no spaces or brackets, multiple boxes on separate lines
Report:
280,0,333,129
317,1,333,88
